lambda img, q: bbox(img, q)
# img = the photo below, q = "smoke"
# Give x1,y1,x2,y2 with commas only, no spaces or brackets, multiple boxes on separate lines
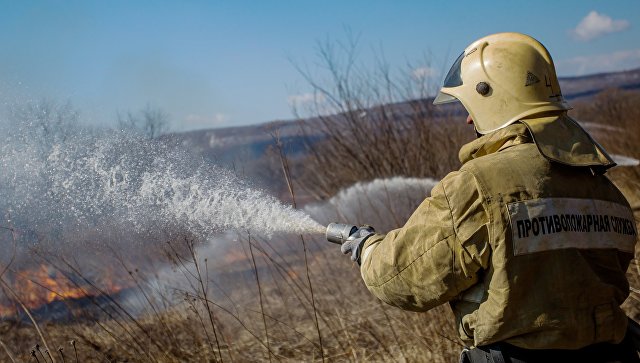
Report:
122,177,439,314
117,231,244,315
611,154,640,167
305,176,438,232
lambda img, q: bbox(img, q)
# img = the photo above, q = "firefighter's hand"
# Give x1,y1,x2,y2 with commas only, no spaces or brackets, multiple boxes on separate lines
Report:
341,225,375,265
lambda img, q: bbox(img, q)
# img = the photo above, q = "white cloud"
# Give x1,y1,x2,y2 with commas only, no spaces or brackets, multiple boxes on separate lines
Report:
412,66,437,79
572,11,629,41
287,92,325,106
557,49,640,76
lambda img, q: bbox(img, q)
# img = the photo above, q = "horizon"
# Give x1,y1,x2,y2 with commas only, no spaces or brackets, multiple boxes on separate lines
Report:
174,66,640,133
2,1,639,131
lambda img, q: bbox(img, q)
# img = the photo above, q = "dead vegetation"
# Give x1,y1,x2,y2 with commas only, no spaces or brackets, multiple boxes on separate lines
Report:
0,232,462,362
290,36,472,199
0,42,639,361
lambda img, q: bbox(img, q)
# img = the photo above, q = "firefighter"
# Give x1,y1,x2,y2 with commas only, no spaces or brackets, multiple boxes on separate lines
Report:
340,33,639,362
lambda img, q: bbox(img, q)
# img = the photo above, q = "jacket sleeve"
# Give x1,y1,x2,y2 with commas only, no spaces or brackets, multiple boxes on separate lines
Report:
359,169,491,311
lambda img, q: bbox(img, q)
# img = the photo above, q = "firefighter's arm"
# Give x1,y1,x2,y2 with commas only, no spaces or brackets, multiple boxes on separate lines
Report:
359,170,491,311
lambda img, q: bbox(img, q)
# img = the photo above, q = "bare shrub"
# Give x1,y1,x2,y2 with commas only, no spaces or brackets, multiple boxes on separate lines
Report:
291,37,473,200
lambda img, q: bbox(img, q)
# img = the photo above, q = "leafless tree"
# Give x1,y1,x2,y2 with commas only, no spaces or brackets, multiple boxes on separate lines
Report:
7,98,80,150
117,104,170,139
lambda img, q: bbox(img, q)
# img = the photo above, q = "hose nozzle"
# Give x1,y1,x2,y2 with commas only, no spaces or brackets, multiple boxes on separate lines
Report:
326,223,358,244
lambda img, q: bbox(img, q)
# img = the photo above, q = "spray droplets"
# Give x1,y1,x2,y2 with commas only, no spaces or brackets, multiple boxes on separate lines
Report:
1,126,324,245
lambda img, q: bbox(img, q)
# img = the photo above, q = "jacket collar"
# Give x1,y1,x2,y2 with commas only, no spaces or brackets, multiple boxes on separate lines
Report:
459,114,615,171
459,123,531,165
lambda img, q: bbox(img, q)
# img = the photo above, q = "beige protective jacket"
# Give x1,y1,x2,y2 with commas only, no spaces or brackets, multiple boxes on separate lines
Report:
360,118,638,349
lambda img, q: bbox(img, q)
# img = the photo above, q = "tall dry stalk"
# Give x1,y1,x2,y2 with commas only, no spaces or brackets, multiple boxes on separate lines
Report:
272,130,325,362
186,238,224,362
247,233,272,362
0,278,55,363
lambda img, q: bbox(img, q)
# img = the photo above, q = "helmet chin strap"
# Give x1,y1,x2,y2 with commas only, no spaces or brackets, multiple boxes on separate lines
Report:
468,114,482,138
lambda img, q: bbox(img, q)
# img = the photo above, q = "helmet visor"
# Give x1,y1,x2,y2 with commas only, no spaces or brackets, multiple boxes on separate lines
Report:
442,52,464,88
433,91,458,104
432,52,464,105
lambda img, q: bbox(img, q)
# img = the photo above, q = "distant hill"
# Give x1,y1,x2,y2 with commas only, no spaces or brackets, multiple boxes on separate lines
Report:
165,67,640,180
559,68,640,100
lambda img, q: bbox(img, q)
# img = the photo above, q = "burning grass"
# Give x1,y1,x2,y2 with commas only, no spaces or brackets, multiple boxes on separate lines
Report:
0,235,462,362
0,264,131,320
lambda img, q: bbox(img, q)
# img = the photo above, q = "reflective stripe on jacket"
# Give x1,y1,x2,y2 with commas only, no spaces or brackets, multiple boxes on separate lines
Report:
360,121,637,349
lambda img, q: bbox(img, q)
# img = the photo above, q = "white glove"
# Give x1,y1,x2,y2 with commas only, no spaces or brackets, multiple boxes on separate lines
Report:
340,225,375,265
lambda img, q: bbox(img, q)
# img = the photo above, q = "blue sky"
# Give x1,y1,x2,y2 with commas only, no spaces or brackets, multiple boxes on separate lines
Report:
1,1,639,130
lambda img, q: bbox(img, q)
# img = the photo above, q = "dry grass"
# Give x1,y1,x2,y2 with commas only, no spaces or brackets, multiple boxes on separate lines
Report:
0,234,461,362
0,88,639,362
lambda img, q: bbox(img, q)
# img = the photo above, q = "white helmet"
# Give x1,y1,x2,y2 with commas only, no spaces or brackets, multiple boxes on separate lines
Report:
434,32,571,134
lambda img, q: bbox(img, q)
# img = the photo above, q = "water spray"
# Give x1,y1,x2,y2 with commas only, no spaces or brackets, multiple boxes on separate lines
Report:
0,121,326,245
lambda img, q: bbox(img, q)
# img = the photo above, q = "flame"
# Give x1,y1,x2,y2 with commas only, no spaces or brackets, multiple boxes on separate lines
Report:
0,264,130,317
